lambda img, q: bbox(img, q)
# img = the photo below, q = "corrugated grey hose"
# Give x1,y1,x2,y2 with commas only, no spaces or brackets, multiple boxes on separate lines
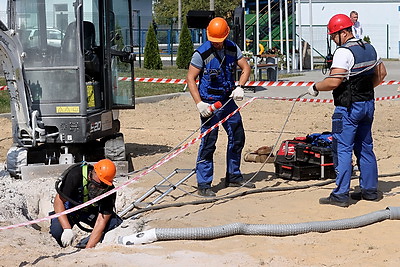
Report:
118,206,400,245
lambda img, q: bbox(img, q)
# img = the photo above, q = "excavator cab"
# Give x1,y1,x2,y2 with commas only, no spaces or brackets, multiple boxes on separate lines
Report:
2,0,135,177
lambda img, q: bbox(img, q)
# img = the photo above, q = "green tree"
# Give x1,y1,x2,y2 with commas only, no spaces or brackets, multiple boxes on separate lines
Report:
144,23,163,70
363,35,371,44
176,21,194,69
154,0,241,22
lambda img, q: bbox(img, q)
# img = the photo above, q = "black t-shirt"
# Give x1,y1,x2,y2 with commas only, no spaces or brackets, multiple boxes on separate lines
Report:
59,164,116,215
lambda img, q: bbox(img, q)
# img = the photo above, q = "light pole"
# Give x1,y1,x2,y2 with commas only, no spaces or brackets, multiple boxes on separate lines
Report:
178,0,181,30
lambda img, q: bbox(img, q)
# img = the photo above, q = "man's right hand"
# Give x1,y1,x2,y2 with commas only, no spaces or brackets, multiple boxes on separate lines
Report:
61,229,75,247
307,84,319,97
230,86,245,101
196,101,212,118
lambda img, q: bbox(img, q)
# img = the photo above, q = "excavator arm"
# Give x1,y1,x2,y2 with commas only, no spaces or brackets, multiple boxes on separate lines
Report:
0,20,45,147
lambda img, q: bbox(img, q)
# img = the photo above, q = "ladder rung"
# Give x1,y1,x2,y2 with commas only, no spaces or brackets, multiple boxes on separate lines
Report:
175,169,195,173
155,185,174,190
133,202,152,209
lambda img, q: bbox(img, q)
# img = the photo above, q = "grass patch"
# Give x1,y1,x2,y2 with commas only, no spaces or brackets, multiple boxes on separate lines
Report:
279,73,304,79
134,66,188,97
0,91,10,113
382,58,399,62
0,78,10,113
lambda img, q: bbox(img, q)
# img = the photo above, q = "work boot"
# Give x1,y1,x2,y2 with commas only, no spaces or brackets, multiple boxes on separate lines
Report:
225,180,256,189
197,188,216,197
350,192,382,202
319,196,349,208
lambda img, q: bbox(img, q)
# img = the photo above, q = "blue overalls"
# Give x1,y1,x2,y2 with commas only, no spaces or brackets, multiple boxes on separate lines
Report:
195,40,245,189
330,40,379,202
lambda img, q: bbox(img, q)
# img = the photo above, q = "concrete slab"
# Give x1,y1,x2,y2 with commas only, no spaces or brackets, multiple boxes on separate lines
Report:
21,161,129,180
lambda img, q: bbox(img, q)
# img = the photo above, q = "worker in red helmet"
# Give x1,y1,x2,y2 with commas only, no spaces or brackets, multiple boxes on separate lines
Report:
50,159,122,248
307,14,387,207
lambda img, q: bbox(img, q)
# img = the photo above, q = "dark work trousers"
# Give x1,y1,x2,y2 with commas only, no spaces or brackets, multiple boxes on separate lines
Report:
50,202,122,247
196,99,245,189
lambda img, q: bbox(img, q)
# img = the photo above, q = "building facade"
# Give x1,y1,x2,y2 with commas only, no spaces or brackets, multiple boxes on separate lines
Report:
297,0,400,58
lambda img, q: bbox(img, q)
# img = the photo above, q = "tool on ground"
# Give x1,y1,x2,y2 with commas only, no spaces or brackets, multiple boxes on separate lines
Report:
274,132,335,180
119,206,400,245
244,145,275,163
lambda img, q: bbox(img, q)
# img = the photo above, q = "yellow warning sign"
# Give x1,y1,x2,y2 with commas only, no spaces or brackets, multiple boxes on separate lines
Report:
56,106,80,113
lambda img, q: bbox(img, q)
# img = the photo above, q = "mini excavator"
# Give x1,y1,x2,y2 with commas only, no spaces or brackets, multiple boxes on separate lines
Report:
0,0,135,178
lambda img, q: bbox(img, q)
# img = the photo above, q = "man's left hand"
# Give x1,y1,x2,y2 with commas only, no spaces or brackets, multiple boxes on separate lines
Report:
230,86,244,101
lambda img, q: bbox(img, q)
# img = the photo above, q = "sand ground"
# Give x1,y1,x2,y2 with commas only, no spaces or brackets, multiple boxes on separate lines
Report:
1,84,400,266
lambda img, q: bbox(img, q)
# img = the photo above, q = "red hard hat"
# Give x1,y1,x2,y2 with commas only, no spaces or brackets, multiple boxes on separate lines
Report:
327,14,353,34
207,17,230,42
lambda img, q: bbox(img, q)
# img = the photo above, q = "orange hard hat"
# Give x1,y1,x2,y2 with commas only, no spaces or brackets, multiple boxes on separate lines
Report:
94,159,116,186
327,14,353,35
207,17,230,42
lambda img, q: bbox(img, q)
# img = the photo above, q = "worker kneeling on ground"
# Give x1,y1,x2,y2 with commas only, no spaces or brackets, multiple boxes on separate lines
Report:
50,159,122,248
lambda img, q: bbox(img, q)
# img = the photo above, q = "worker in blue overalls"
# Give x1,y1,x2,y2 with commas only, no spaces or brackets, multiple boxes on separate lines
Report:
186,17,254,197
307,14,387,207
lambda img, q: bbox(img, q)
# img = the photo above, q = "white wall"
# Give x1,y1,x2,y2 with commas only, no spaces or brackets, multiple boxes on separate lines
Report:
297,2,400,58
0,1,7,26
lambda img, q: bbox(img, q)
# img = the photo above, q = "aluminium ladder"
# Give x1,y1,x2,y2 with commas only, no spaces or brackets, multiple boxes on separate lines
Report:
118,168,196,218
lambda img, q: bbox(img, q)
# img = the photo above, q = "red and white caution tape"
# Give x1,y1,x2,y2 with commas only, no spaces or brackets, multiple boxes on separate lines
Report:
119,77,187,84
258,96,334,103
245,81,315,87
257,94,400,103
118,78,400,87
246,80,400,87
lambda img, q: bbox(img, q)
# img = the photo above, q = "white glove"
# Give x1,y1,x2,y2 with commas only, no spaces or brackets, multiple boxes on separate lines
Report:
307,84,319,97
230,86,244,101
196,101,212,118
61,229,75,247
